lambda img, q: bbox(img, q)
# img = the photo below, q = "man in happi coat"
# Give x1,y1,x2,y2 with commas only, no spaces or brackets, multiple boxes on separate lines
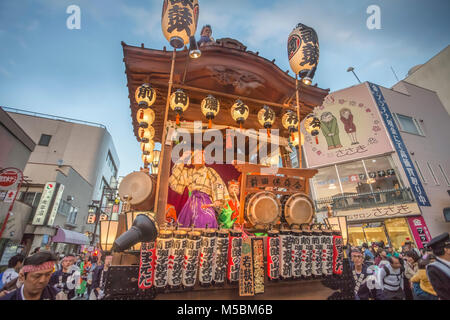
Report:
0,251,66,300
169,150,229,228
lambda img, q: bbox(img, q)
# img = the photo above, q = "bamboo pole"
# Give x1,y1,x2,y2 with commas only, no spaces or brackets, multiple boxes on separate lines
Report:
154,48,176,225
295,74,302,168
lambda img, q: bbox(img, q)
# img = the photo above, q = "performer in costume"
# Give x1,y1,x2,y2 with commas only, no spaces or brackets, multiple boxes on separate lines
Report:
218,180,240,229
48,254,78,300
169,150,229,228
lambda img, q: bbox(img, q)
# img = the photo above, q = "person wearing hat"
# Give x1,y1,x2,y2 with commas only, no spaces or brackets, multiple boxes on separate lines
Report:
426,232,450,300
0,251,66,300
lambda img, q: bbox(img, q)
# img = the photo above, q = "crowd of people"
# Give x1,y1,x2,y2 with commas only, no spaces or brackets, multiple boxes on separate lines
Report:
346,232,450,300
0,250,110,300
0,232,448,301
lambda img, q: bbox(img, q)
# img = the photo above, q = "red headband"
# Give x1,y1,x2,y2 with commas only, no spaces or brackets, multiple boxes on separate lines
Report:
21,261,55,273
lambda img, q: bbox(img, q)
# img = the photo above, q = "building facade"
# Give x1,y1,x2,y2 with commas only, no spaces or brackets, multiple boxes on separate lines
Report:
302,81,450,250
2,107,120,256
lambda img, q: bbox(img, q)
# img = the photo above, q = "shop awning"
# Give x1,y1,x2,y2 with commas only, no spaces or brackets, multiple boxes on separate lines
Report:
52,227,89,245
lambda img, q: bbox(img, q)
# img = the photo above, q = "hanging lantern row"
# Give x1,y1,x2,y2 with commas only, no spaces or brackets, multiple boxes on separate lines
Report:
201,95,220,129
282,110,299,141
136,108,155,128
304,114,321,144
161,0,199,49
230,100,249,130
287,23,320,85
138,126,155,143
141,140,155,156
290,131,304,147
135,84,157,108
170,89,189,126
257,105,276,137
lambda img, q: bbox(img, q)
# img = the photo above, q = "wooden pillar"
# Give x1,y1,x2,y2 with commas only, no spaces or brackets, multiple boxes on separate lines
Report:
156,141,173,226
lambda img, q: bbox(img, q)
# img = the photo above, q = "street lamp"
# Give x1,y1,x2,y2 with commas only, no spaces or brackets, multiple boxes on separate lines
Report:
347,67,362,84
99,219,119,253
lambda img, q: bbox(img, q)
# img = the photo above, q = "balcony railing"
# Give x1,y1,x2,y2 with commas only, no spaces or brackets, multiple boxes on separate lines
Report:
314,187,415,213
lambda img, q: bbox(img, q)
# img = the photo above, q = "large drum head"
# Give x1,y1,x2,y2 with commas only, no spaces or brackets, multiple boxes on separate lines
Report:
284,193,315,226
118,171,154,206
246,191,280,226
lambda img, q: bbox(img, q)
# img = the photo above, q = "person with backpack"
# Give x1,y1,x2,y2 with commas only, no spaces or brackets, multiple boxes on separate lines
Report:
362,243,375,265
411,258,438,300
377,255,406,300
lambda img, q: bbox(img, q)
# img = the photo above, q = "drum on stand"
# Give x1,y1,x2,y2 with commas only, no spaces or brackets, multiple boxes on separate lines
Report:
245,191,281,229
118,171,156,211
282,193,315,226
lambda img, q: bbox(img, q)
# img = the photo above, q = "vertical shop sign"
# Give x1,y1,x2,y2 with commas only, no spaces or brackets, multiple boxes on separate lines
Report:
138,241,156,289
47,184,65,226
32,182,57,225
252,237,265,294
368,82,430,206
239,237,254,296
407,216,432,249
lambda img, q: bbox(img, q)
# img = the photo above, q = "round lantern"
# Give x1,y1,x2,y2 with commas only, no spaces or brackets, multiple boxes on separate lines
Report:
290,131,304,147
231,100,249,130
170,89,189,126
161,0,199,49
304,114,321,144
201,95,220,129
138,126,155,143
135,84,156,108
141,140,155,155
287,23,319,84
282,111,299,141
257,105,276,137
136,108,155,128
142,153,154,167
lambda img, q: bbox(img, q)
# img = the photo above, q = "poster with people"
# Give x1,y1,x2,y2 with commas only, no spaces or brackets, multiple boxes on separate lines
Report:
301,84,394,168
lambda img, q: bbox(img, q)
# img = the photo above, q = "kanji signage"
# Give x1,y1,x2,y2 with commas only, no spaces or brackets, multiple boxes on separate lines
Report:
407,216,432,249
336,202,421,222
246,175,305,193
239,237,254,297
368,82,430,206
138,241,156,289
31,182,57,225
47,184,65,226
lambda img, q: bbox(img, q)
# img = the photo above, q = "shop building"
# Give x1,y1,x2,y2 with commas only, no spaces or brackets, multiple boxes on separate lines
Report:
302,81,450,250
2,107,120,255
0,107,36,265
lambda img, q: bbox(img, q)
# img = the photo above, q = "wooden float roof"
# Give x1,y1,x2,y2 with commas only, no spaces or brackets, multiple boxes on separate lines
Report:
122,38,330,143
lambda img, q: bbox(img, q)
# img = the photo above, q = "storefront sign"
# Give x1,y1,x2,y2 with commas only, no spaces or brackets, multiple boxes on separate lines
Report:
239,238,254,296
407,216,432,249
32,182,57,225
336,202,421,222
368,82,430,207
302,87,394,168
246,175,305,193
47,184,65,226
0,168,23,239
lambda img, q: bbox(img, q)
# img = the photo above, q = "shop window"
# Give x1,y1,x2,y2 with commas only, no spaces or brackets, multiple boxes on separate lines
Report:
427,162,440,186
312,165,340,211
348,225,366,247
362,223,388,246
438,164,450,186
38,134,52,146
394,113,424,136
384,218,414,251
414,160,427,183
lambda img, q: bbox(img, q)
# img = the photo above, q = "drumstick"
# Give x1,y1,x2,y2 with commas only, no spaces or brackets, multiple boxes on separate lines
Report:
232,190,240,207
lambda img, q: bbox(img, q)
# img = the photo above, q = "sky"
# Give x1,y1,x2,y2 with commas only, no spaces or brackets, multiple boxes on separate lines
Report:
0,0,449,177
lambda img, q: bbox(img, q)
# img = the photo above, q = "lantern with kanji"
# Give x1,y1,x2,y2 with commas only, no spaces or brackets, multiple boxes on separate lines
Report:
135,84,156,108
304,114,321,144
257,105,276,137
290,131,304,147
170,89,189,126
141,140,155,156
136,108,155,128
201,95,220,129
230,100,249,130
282,111,299,141
138,126,155,143
287,23,319,85
161,0,200,49
142,153,154,167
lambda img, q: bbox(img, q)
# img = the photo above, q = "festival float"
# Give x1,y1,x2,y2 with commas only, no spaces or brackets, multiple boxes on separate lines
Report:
100,0,348,300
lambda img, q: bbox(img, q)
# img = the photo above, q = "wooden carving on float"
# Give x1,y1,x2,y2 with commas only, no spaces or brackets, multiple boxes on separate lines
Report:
208,65,264,96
